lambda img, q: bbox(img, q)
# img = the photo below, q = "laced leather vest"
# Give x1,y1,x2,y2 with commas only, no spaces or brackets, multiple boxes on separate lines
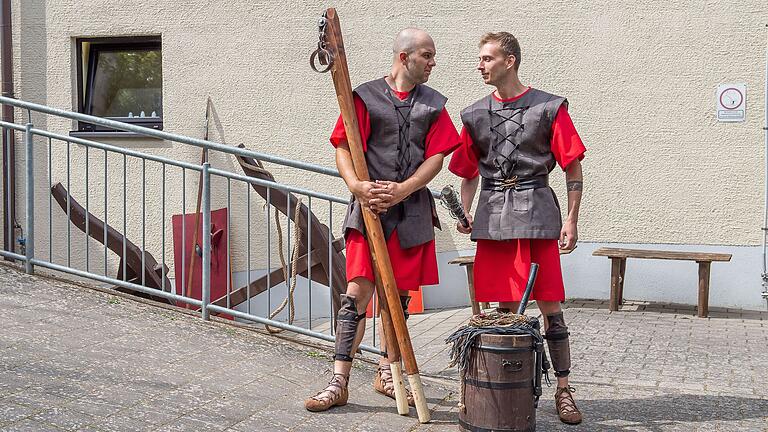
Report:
342,78,447,249
460,88,567,241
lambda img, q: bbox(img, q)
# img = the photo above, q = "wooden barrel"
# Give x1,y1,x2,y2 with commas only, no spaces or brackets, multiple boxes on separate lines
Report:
459,333,539,432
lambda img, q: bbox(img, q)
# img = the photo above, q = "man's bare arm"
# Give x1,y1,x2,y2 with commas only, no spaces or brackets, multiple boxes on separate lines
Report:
460,176,479,214
455,175,479,234
560,159,583,250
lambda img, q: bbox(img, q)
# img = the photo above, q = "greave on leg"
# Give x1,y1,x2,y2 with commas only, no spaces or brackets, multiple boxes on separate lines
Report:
545,312,571,378
334,294,366,362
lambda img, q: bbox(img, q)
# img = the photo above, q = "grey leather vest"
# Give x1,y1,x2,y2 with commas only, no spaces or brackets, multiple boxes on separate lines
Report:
460,88,567,241
343,78,447,249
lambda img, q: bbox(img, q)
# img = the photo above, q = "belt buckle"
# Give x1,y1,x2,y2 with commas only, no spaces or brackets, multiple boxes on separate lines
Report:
501,175,518,190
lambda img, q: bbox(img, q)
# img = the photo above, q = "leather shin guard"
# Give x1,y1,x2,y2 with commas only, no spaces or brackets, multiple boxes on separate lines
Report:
544,312,571,378
400,295,412,321
334,294,366,362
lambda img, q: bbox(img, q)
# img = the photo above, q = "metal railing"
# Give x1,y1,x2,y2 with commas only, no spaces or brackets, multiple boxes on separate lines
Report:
0,95,386,356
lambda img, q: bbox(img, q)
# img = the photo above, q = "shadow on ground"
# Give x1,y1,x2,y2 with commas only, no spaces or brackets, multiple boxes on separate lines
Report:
536,393,768,431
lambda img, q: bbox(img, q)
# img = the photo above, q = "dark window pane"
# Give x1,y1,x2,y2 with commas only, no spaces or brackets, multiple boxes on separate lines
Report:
89,48,162,119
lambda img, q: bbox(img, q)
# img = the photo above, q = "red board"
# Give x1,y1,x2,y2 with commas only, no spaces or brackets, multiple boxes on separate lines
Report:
172,208,231,313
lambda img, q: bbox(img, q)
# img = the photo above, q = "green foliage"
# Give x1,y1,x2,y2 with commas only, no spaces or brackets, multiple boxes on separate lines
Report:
91,49,162,118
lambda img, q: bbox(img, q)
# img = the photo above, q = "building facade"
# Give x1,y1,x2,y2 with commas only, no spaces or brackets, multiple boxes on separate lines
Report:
3,0,768,311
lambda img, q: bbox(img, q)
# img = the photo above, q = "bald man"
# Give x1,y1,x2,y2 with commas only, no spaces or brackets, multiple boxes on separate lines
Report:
305,28,460,412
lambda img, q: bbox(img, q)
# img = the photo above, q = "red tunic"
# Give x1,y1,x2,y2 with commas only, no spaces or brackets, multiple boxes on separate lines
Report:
448,89,586,302
331,88,460,290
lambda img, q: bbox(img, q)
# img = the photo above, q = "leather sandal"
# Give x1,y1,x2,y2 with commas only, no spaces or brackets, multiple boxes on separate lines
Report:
305,373,349,412
373,364,415,407
555,385,583,424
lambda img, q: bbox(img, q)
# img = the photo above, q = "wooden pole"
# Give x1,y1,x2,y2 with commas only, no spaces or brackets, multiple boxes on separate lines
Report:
321,8,429,422
184,97,212,306
371,257,409,415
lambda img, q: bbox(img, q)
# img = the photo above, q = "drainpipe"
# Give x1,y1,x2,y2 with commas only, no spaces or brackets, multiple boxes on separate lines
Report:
763,37,768,306
0,0,14,258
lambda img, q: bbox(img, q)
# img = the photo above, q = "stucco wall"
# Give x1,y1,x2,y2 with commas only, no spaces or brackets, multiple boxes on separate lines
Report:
5,1,768,293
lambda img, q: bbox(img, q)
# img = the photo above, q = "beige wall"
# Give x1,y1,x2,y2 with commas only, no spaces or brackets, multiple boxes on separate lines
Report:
7,1,768,276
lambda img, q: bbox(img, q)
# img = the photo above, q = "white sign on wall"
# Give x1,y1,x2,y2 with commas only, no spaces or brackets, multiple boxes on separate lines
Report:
716,84,746,122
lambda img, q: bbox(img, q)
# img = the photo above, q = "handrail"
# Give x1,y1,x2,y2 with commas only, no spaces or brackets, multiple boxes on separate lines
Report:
208,167,348,204
0,95,443,199
0,96,340,177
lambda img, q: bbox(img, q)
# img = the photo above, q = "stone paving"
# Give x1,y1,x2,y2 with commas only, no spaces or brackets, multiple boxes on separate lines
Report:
0,263,767,431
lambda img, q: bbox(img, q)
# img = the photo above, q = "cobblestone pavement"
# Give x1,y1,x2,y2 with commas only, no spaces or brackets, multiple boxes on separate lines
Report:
1,263,767,431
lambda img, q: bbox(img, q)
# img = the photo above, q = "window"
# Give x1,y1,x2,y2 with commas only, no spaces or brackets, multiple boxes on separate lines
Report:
76,36,163,133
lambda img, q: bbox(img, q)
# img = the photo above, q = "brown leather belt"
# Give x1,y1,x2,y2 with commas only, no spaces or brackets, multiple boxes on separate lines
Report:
481,175,548,191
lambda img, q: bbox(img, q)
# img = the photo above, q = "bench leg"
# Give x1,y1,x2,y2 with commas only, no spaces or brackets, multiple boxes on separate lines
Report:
697,261,711,318
466,264,481,315
618,258,627,305
609,258,622,311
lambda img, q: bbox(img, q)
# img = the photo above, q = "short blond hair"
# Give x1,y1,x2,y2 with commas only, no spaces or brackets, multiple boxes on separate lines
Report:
479,32,521,70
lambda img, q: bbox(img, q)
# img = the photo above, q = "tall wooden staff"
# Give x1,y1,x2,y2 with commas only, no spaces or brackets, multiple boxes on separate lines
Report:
185,97,213,306
371,263,409,415
310,8,430,422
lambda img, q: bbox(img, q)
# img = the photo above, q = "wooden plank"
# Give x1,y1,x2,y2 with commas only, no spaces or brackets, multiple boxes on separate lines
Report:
210,245,330,308
448,256,475,266
234,149,348,312
211,237,345,308
448,247,573,266
592,247,731,262
51,183,171,299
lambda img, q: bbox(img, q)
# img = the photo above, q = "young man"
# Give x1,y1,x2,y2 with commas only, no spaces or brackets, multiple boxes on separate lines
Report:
449,32,585,425
304,28,460,412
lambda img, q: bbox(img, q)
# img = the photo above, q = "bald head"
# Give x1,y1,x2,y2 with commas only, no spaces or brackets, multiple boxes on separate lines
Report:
392,27,434,56
390,27,436,85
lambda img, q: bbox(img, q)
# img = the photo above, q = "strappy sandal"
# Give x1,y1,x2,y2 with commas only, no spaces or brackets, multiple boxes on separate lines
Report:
373,364,415,407
555,385,583,424
304,373,349,412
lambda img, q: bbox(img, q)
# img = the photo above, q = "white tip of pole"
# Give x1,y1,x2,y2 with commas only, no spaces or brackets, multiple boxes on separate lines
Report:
390,362,409,415
407,373,431,423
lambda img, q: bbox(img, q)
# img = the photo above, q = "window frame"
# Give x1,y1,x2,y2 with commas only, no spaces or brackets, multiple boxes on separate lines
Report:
75,36,163,133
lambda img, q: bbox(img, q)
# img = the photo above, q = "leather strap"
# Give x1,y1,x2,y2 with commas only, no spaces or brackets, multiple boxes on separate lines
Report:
481,175,548,191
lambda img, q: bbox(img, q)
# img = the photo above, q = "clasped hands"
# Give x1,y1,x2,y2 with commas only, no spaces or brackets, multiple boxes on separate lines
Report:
352,180,410,218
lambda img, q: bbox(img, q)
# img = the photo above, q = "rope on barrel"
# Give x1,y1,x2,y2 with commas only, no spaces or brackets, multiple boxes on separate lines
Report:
445,310,548,412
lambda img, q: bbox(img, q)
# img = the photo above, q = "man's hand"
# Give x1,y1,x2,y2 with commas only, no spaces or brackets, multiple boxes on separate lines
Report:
368,180,410,213
559,218,578,250
456,213,473,234
350,180,380,216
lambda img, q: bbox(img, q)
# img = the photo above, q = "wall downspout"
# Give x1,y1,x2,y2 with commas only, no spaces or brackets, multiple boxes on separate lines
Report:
0,0,14,258
763,37,768,307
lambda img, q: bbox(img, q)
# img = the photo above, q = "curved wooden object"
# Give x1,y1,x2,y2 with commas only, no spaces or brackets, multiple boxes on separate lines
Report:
209,148,347,312
51,182,171,302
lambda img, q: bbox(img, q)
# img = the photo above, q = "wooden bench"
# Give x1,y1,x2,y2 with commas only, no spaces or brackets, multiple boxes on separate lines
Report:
592,247,732,318
449,247,573,315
